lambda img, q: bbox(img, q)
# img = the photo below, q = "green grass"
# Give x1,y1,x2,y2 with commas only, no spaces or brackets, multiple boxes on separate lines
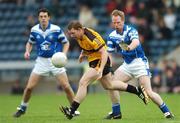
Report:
0,93,180,123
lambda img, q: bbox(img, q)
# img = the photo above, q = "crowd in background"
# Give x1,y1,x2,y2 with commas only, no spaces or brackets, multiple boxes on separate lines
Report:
150,59,180,93
2,0,179,55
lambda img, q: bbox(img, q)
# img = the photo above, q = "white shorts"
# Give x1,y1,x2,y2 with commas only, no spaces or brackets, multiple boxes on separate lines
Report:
117,58,151,78
32,57,66,76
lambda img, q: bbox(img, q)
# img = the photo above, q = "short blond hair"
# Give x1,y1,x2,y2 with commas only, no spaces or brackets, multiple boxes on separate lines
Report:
111,9,125,21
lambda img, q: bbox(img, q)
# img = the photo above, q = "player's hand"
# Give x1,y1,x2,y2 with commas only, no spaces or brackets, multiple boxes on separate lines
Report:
95,67,103,80
119,42,130,51
24,51,30,60
62,52,68,60
78,54,86,63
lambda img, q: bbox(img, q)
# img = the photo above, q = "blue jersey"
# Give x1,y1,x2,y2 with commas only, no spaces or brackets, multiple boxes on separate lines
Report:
28,22,68,58
107,24,146,64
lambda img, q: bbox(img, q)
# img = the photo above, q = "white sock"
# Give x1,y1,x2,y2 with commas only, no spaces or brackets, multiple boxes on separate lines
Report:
21,101,28,107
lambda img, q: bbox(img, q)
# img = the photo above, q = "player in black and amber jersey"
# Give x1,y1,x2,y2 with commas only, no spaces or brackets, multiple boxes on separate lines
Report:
60,21,148,120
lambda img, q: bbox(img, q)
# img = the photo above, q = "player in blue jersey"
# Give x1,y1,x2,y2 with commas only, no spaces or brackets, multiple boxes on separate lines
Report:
13,8,79,118
105,9,174,119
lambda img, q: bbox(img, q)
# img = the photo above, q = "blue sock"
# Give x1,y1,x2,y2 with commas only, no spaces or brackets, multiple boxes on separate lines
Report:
159,102,170,114
112,103,121,116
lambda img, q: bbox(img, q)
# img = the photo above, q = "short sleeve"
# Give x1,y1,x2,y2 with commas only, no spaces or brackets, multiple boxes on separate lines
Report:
28,29,36,44
128,28,139,41
107,37,115,53
91,38,105,51
58,28,68,44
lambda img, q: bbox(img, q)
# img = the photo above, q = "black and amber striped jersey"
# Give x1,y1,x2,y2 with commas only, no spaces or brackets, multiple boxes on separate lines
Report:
76,28,107,62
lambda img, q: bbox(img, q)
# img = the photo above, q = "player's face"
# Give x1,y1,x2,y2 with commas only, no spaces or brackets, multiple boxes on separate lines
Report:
112,16,124,32
68,28,83,39
38,12,50,27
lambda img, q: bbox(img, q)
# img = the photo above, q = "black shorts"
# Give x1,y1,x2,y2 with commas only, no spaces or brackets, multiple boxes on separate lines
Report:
89,57,113,76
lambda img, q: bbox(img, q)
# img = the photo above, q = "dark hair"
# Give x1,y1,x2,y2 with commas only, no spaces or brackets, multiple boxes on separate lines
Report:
38,8,51,16
67,20,83,30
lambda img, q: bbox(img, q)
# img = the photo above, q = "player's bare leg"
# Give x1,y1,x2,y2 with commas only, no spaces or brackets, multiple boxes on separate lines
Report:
106,70,131,119
60,68,99,119
100,69,148,104
100,70,147,119
112,69,149,104
100,70,131,119
74,68,99,102
13,72,41,118
139,76,163,105
55,72,74,104
139,75,174,118
106,69,131,90
99,73,121,119
23,73,41,102
56,72,80,116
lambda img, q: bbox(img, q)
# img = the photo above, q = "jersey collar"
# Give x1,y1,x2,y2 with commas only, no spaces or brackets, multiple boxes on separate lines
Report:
39,21,51,31
116,24,126,35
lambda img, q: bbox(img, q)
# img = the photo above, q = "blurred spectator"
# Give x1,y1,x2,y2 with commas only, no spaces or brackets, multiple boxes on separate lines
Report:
173,0,180,8
137,1,153,24
150,62,163,93
161,59,169,71
76,0,99,7
105,0,118,14
163,7,177,31
169,59,180,93
25,0,36,7
168,59,180,72
162,59,180,93
146,0,164,10
123,0,137,16
157,17,172,39
46,0,64,18
36,0,44,5
172,82,180,93
24,15,36,36
135,2,153,56
122,0,137,26
1,0,23,5
165,67,177,93
11,79,24,95
152,74,162,92
78,5,98,29
162,0,175,8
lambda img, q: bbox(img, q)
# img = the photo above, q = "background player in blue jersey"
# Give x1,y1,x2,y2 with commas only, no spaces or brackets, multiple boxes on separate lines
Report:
13,8,79,117
106,9,174,119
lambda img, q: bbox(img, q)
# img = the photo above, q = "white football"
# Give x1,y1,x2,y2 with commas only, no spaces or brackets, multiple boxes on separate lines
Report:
51,52,67,67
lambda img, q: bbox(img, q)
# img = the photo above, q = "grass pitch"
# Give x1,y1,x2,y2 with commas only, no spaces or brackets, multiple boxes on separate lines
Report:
0,93,179,123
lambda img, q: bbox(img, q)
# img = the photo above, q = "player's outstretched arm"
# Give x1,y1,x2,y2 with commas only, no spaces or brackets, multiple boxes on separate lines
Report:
128,39,139,51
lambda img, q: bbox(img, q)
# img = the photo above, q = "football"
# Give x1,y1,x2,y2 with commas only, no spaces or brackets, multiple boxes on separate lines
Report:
51,52,67,67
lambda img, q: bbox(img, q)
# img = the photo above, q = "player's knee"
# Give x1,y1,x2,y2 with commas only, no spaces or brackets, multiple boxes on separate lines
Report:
61,84,71,90
25,87,33,93
146,89,154,98
79,80,88,88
